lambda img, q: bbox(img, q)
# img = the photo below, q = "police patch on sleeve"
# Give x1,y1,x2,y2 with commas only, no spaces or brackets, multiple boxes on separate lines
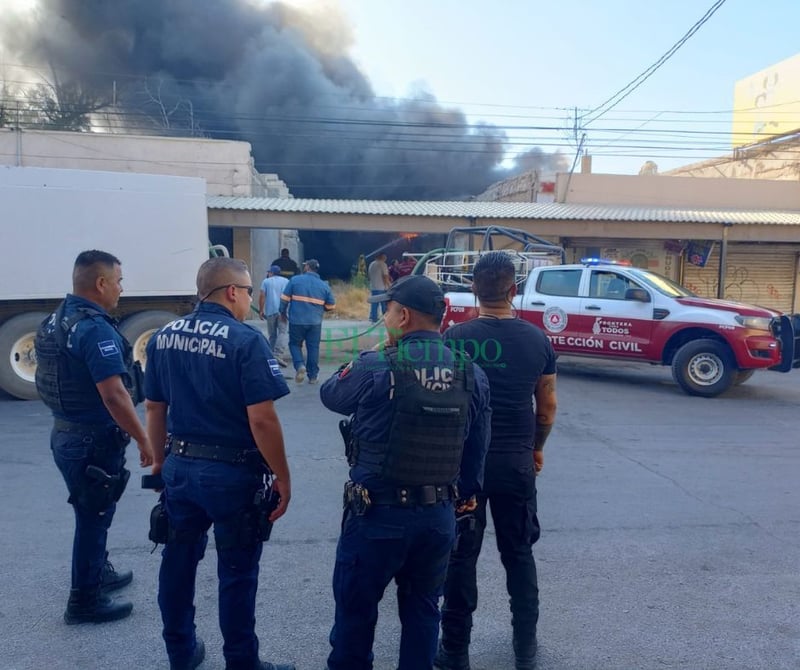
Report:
268,358,282,377
97,340,120,358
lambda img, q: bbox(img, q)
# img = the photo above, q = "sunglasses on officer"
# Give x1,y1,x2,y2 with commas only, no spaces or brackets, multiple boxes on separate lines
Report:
202,284,253,300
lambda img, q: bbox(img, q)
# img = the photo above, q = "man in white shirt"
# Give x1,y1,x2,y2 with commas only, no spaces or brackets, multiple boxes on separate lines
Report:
259,265,289,358
367,253,391,323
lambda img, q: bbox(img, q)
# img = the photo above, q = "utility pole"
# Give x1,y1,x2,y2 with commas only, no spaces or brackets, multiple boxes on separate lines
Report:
573,106,578,143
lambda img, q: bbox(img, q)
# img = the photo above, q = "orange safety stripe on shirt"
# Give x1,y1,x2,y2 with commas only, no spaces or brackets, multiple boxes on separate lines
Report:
289,294,326,306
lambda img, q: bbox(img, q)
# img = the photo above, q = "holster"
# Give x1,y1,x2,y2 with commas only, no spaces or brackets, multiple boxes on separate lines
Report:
147,495,205,547
73,464,130,513
111,426,132,449
339,418,357,466
149,495,170,545
252,485,280,543
216,483,281,550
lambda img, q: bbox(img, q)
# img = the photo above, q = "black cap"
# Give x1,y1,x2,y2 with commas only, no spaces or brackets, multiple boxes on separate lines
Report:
368,275,445,318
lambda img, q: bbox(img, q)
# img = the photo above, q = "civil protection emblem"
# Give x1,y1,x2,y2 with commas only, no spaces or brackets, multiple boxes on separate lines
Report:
543,306,568,333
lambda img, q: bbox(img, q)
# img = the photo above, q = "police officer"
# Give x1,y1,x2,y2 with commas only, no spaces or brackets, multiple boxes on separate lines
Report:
144,257,295,670
279,258,335,385
435,252,558,670
320,275,492,670
34,249,152,624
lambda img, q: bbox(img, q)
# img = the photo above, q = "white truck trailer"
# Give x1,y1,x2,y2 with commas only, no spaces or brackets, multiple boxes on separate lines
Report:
0,166,212,400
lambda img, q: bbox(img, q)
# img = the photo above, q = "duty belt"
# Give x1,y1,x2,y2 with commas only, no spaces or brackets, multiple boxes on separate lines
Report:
53,418,115,437
169,438,263,467
344,480,457,515
371,484,457,507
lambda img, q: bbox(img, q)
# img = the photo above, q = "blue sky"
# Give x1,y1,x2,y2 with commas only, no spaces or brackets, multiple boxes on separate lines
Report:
323,0,800,175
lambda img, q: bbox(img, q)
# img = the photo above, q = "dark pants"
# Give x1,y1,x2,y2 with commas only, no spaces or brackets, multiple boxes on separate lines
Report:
369,290,388,322
265,313,280,352
51,427,126,591
440,452,540,652
328,502,456,670
289,322,322,379
158,454,264,670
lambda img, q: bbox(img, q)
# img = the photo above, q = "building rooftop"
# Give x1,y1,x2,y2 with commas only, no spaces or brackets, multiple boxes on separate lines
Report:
207,196,800,226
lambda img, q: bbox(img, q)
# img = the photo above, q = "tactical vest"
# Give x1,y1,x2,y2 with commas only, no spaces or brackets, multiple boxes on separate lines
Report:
35,302,144,415
354,347,473,486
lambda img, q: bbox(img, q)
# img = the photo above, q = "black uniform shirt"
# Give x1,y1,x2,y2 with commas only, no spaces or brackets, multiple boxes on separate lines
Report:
444,318,556,454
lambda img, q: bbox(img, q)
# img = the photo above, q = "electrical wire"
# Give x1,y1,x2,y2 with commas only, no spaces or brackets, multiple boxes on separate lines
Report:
582,0,728,126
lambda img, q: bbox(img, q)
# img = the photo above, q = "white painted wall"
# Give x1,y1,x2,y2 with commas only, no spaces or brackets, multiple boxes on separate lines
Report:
0,128,294,274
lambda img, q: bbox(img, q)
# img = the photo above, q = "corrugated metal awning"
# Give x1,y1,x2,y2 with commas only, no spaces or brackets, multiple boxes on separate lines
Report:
206,196,800,226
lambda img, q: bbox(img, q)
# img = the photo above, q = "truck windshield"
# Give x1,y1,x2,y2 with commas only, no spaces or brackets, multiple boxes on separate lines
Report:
629,269,696,297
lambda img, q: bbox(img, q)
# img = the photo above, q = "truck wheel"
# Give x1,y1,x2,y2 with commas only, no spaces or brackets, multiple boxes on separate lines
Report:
119,311,178,371
0,312,49,400
671,339,735,397
733,369,756,386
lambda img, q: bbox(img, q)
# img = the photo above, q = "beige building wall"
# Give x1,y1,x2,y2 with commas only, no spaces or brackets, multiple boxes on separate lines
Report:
469,169,800,311
663,139,800,182
477,170,539,202
0,128,280,197
555,172,800,209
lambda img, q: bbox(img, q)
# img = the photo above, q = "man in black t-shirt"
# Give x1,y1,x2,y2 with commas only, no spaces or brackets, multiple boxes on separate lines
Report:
270,248,300,278
436,252,558,670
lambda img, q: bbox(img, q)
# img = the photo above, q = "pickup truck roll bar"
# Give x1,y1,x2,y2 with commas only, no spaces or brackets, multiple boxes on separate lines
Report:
414,225,565,293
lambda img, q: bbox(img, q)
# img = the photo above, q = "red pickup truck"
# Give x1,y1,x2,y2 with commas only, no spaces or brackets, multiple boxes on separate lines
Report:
441,258,799,397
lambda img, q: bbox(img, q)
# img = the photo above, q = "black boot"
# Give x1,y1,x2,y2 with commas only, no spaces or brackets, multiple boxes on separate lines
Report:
170,637,205,670
512,629,538,670
100,558,133,593
63,588,133,625
433,641,471,670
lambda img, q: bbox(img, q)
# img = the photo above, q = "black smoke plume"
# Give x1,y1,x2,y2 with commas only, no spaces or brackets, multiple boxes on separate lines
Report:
2,0,567,199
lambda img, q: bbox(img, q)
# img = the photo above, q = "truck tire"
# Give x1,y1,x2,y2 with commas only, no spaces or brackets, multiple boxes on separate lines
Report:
733,369,756,386
671,339,735,397
119,311,178,371
0,312,49,400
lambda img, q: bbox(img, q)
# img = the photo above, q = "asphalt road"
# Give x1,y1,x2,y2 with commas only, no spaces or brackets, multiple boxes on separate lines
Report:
1,346,798,670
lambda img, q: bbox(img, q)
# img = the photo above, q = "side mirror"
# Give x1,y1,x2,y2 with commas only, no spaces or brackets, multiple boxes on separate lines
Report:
625,288,651,303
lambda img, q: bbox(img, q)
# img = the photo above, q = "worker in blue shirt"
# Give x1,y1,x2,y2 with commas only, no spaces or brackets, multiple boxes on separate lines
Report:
145,257,295,670
279,258,335,385
35,249,151,625
320,274,492,670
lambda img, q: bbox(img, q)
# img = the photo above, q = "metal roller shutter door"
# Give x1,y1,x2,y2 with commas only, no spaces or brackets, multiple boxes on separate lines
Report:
682,246,797,313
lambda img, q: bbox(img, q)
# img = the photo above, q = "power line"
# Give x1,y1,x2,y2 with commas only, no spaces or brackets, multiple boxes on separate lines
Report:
583,0,728,126
10,55,800,119
5,96,798,140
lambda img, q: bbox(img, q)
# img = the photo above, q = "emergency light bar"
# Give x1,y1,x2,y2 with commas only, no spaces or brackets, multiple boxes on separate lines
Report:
580,257,632,266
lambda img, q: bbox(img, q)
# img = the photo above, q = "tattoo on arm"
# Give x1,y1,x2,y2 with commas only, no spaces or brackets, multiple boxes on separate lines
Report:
534,374,557,451
533,423,552,452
